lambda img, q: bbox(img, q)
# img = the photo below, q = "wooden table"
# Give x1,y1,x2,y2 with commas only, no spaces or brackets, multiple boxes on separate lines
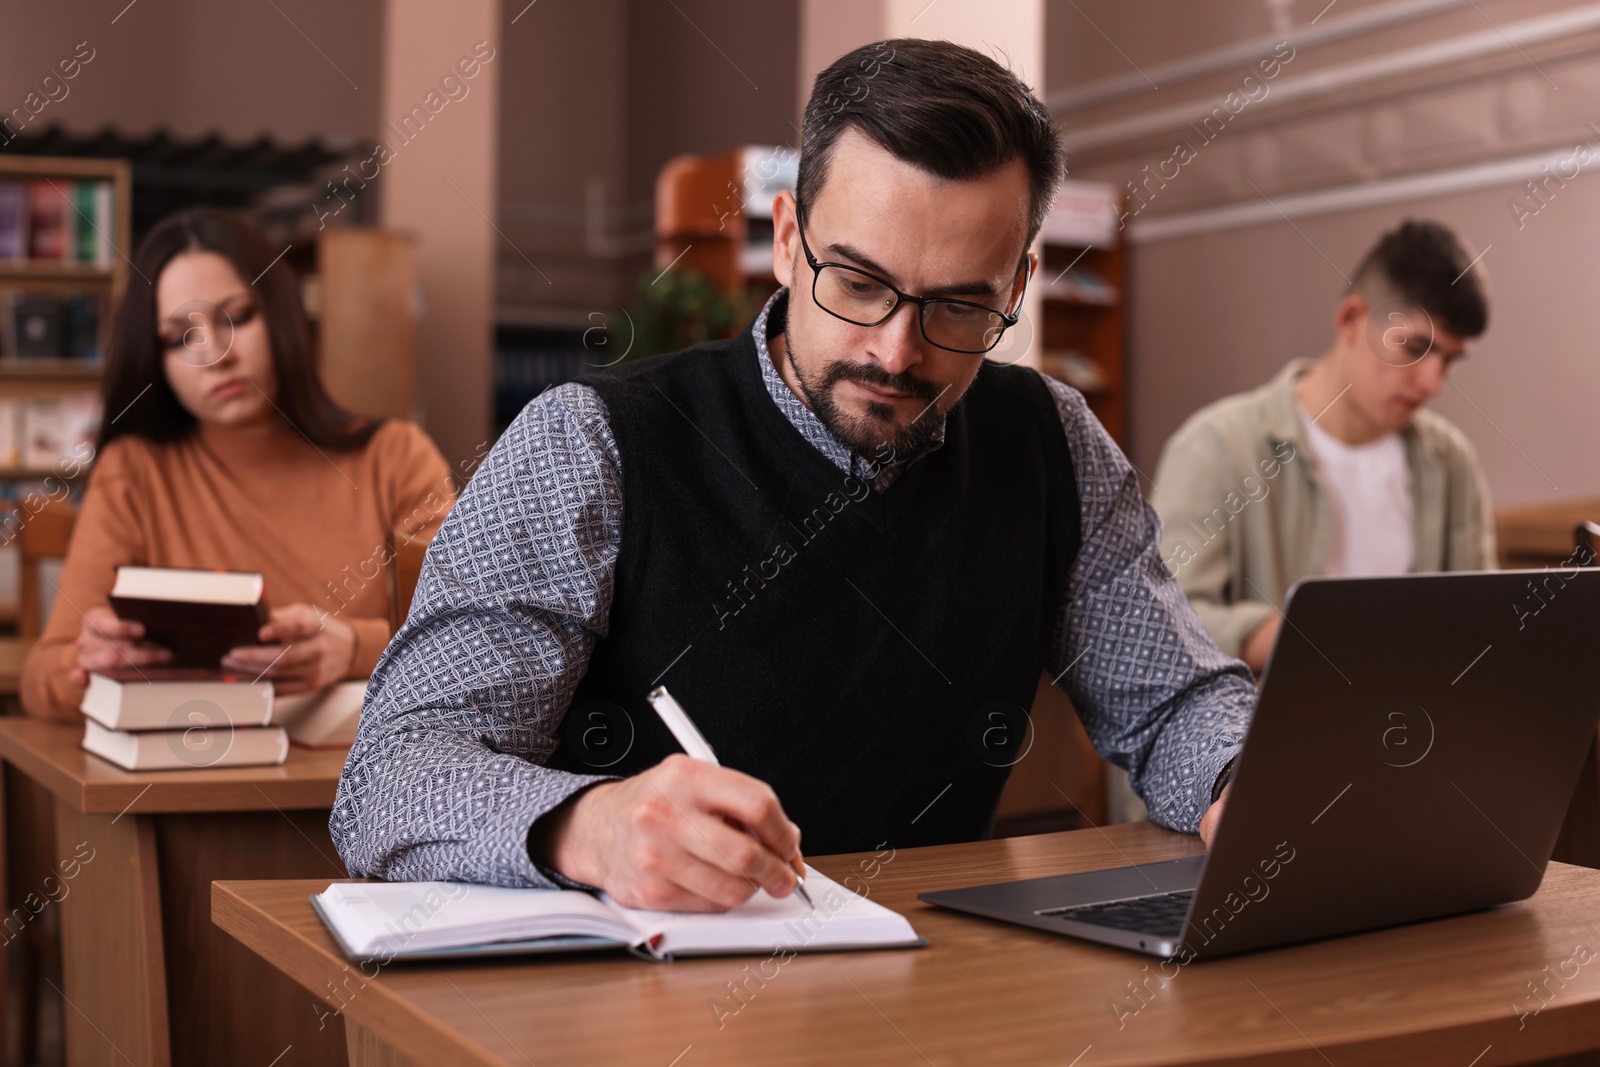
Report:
0,718,352,1067
1496,496,1600,565
215,821,1600,1067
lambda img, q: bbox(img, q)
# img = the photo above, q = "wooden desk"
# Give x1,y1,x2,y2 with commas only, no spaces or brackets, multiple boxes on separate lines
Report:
1496,496,1600,566
215,821,1600,1067
0,718,351,1067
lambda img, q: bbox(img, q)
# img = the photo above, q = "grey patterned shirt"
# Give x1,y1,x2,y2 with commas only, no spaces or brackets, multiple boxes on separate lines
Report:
331,289,1256,887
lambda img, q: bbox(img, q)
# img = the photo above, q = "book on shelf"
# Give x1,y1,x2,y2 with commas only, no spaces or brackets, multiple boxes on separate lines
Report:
1041,350,1109,394
4,293,101,362
81,667,274,731
0,399,19,469
82,717,288,771
74,182,98,265
1042,266,1118,306
1041,179,1121,247
9,293,61,360
109,565,269,667
27,181,71,262
20,394,99,469
94,183,113,266
0,183,26,260
63,293,103,361
273,680,366,748
312,868,924,963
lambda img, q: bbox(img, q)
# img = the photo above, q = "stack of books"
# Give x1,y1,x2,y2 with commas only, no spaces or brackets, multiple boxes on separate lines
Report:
81,668,285,770
78,566,367,771
79,672,367,770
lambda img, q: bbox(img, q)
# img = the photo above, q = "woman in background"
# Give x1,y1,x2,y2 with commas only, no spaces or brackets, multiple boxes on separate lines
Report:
21,207,454,720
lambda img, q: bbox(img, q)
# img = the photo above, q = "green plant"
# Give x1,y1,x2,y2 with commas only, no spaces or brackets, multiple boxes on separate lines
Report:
627,267,756,360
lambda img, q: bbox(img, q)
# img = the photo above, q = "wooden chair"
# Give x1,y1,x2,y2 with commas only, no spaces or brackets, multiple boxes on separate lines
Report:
389,533,431,633
8,499,77,1064
18,500,78,642
1552,523,1600,869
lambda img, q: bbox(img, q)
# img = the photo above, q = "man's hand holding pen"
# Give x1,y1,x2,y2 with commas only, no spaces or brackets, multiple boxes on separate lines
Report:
529,754,808,913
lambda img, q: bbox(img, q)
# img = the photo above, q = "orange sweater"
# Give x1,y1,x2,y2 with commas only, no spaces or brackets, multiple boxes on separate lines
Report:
21,418,455,721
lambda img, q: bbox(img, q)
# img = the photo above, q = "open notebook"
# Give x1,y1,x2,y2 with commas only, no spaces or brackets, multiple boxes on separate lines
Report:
312,868,924,961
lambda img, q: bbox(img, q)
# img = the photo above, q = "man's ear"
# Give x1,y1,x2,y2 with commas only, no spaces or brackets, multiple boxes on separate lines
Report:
1017,250,1040,309
771,190,798,290
1333,293,1368,345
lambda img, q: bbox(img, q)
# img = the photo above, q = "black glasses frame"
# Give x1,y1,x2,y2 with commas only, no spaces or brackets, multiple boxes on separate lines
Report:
794,211,1031,355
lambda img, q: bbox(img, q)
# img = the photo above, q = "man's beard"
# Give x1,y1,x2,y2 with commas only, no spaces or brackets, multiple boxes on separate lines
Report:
784,324,950,458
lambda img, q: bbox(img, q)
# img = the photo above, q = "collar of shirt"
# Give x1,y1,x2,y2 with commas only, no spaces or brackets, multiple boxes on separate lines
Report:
752,287,946,491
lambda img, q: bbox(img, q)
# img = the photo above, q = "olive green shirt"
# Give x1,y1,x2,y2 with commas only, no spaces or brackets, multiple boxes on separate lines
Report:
1151,360,1496,656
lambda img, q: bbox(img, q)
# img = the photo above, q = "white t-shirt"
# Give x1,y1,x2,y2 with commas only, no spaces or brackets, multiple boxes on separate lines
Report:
1298,406,1414,577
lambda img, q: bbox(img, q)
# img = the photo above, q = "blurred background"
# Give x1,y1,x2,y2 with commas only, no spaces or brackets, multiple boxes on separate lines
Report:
1,1,1595,492
0,0,1598,1057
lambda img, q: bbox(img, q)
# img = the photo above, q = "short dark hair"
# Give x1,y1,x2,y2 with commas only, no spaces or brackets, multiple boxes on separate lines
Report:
1350,220,1489,339
796,38,1067,254
100,207,381,452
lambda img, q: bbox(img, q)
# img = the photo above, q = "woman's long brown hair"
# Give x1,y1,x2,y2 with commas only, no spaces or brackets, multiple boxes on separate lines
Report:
98,207,381,451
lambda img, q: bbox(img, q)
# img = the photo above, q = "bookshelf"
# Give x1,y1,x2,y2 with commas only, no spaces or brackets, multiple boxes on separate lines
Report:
654,144,795,305
1037,180,1128,447
0,155,131,628
0,155,130,465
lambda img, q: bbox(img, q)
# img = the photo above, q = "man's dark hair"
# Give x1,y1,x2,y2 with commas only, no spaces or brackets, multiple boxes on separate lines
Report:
796,38,1067,254
1349,219,1489,339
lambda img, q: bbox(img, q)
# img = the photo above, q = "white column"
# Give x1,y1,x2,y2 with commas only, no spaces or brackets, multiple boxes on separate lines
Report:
379,0,501,469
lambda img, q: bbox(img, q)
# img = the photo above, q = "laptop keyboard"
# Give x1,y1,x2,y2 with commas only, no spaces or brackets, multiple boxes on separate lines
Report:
1039,890,1194,937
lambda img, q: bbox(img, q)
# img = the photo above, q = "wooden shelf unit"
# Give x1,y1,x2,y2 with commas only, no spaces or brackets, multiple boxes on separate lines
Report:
0,156,129,629
0,154,132,374
654,145,794,306
1037,203,1128,447
308,227,418,421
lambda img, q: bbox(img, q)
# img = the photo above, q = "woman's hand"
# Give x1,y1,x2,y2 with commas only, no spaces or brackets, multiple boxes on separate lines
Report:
220,604,356,694
71,606,173,687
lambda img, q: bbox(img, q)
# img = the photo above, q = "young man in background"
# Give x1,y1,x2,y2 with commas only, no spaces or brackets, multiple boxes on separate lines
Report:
1153,220,1495,673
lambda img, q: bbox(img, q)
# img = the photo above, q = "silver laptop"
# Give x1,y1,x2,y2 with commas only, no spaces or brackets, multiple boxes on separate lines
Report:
921,570,1600,959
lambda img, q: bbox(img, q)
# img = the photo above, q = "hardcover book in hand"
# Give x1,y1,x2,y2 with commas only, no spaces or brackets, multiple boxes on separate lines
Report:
108,566,268,668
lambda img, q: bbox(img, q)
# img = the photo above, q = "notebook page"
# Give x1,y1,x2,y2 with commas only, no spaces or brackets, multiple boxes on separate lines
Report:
318,881,642,956
603,868,919,955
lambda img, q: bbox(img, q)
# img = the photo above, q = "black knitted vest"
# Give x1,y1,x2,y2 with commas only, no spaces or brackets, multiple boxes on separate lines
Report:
552,317,1080,854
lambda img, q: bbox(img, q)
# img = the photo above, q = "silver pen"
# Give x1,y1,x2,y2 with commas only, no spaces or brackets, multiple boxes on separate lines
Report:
647,685,815,909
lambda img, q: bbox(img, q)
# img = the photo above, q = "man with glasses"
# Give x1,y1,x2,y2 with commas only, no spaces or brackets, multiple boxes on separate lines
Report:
333,38,1256,911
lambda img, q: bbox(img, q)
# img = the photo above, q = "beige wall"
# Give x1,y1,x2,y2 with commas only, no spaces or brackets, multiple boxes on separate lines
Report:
1130,179,1600,507
379,1,501,469
496,0,801,317
1048,0,1600,507
0,0,382,142
497,0,630,313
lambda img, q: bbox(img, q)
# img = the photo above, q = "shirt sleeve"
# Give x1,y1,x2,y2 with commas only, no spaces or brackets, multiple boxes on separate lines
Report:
329,384,624,887
1037,372,1257,833
19,441,148,722
1442,428,1497,571
1149,418,1279,656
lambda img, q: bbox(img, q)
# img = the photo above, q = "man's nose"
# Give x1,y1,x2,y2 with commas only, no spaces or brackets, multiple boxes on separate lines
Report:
1413,351,1448,394
868,301,925,377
